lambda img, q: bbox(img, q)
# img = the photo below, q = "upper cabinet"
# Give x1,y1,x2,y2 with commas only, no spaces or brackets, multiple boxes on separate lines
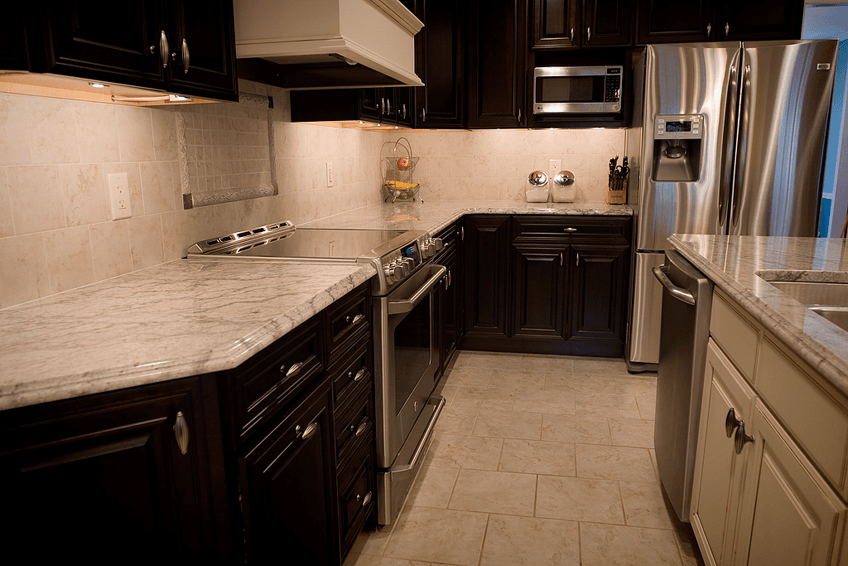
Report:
0,5,31,71
25,0,238,101
636,0,804,45
468,0,526,128
532,0,633,50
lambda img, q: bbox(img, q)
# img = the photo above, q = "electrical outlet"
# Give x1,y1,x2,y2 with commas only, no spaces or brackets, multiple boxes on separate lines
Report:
329,240,336,256
326,161,334,187
549,159,562,180
108,172,132,220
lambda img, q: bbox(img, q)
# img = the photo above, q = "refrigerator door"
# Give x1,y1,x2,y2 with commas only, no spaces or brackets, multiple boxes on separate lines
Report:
637,43,741,252
729,40,838,237
626,252,666,368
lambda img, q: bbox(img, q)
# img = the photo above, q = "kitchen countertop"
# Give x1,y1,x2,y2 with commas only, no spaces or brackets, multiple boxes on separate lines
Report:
670,234,848,397
0,200,630,411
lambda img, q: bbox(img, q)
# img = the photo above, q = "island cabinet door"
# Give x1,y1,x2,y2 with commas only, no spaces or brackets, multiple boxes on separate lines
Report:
0,376,231,563
730,400,846,566
238,378,338,565
690,341,757,566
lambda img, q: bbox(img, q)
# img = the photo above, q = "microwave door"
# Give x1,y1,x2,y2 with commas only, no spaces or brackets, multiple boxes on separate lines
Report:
533,66,622,114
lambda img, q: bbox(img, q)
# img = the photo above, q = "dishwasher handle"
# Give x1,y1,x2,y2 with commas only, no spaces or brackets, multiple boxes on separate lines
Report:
653,265,696,306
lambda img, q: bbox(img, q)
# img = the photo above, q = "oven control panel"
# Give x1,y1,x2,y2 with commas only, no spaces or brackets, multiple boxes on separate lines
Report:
382,241,421,285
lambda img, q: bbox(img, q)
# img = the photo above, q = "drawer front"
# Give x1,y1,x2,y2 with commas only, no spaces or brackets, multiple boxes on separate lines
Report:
338,437,375,559
513,215,631,242
335,386,374,467
329,334,372,415
229,319,324,440
710,291,759,382
757,336,848,496
326,285,370,363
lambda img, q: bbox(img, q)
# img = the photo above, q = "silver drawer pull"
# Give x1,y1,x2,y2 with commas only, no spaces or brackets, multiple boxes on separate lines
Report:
355,491,373,506
345,313,365,326
297,422,318,440
563,227,578,232
350,367,367,382
351,416,368,437
282,361,305,377
173,411,189,455
159,30,169,68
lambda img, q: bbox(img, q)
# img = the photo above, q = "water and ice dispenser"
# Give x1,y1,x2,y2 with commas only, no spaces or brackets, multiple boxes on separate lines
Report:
651,114,703,182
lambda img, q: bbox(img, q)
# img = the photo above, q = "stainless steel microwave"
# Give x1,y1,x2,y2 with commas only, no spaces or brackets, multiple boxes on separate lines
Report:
533,65,623,114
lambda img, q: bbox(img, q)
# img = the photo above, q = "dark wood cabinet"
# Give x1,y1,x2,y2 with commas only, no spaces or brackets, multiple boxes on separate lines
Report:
434,221,464,377
468,0,526,128
0,376,232,563
291,87,410,126
511,241,567,340
463,215,512,343
636,0,803,45
532,0,632,50
30,0,237,100
0,5,31,70
413,0,466,128
238,377,338,565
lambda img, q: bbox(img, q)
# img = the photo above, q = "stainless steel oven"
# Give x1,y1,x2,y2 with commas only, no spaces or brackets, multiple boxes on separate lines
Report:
373,262,445,525
186,221,447,526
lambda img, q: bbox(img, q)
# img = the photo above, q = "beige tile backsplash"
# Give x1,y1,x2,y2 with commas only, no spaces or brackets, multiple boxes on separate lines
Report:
0,81,624,308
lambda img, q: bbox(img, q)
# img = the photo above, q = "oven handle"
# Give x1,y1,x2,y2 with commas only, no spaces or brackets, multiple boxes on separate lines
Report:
391,395,445,475
387,265,447,315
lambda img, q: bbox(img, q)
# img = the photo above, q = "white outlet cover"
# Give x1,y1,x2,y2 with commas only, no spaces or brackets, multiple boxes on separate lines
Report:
549,159,562,178
108,172,132,220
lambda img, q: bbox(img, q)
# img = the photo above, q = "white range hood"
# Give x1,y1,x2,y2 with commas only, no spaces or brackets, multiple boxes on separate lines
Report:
233,0,424,89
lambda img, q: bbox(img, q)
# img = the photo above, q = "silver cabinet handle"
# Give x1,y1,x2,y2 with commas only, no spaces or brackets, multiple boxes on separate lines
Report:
576,252,580,266
587,27,591,43
563,227,577,233
351,367,367,382
461,226,465,240
560,252,563,266
517,109,521,123
297,422,318,440
652,265,696,306
734,422,754,454
181,38,190,73
725,22,730,37
421,108,426,122
159,30,169,68
173,411,189,455
345,313,365,326
387,98,392,115
402,103,407,119
355,491,373,506
351,416,368,437
281,361,305,377
707,23,712,36
725,407,742,438
570,28,574,44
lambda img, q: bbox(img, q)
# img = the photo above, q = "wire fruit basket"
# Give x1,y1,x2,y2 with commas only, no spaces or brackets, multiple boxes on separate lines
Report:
382,137,421,203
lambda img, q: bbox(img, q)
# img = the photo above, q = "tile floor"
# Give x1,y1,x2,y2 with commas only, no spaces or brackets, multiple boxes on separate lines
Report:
343,351,705,566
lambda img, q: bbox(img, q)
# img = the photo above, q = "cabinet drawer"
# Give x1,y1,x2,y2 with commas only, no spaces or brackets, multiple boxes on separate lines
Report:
329,333,372,415
710,290,759,382
513,216,631,241
335,386,374,467
756,336,848,496
224,318,324,442
325,284,370,363
338,436,375,559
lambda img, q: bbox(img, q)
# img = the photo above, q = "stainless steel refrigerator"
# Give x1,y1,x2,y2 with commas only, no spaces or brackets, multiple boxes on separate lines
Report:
625,40,838,373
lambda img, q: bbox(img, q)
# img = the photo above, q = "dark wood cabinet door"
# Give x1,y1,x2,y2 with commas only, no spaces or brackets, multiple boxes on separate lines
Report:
468,0,526,128
360,88,384,121
511,241,567,339
239,379,337,566
716,0,803,41
414,0,466,128
531,0,580,49
0,376,230,563
168,0,237,99
0,5,30,70
437,244,460,376
583,0,633,47
636,0,713,45
464,215,511,340
396,87,415,126
37,0,167,88
568,243,630,355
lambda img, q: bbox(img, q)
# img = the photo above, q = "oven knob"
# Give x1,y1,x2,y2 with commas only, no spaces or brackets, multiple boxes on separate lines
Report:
393,263,407,280
433,237,444,252
423,239,435,257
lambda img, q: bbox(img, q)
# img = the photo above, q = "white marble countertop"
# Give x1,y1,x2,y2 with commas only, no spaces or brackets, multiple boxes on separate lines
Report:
0,200,631,411
670,234,848,397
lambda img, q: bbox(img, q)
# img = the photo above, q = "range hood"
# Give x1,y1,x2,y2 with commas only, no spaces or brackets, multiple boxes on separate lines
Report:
233,0,424,90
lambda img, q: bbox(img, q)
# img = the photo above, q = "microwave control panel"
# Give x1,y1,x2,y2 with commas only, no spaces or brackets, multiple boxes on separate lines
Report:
605,68,622,104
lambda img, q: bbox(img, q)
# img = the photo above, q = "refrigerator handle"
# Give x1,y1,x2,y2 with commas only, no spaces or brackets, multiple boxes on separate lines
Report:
730,64,752,230
717,55,741,230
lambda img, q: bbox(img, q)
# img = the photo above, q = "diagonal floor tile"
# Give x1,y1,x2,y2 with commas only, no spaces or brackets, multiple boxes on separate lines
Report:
449,469,537,516
382,506,488,566
499,438,575,476
609,417,655,448
480,514,580,566
541,414,611,445
576,444,658,482
472,409,542,439
424,433,503,470
512,387,575,415
535,475,625,524
579,523,683,566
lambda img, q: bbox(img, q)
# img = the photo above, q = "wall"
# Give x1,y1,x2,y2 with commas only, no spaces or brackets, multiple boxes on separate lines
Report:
0,81,624,310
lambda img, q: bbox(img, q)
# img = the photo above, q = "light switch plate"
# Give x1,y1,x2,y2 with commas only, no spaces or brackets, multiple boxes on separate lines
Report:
326,161,335,187
108,172,132,220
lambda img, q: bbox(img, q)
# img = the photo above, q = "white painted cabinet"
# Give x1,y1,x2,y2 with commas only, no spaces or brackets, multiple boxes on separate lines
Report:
691,289,848,566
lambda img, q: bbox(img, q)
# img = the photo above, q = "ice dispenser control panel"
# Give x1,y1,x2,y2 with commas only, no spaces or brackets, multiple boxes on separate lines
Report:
654,115,703,139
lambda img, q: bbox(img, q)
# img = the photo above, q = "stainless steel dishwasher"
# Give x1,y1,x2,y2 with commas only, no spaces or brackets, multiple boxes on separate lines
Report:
652,249,713,522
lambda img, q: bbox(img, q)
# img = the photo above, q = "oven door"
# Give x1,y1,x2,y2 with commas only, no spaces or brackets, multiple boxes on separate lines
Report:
373,264,446,524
